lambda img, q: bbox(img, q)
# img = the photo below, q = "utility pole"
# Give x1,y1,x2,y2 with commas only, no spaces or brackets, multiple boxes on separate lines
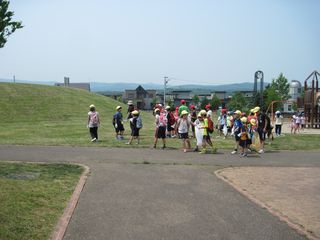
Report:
164,76,169,106
13,75,15,83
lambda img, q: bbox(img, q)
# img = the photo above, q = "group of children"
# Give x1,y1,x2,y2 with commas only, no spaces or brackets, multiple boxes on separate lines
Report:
152,100,216,153
112,101,143,145
87,101,271,157
290,112,306,134
87,101,143,145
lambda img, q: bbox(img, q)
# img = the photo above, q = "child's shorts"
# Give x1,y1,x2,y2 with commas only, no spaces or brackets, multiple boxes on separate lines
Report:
239,139,247,148
179,132,189,139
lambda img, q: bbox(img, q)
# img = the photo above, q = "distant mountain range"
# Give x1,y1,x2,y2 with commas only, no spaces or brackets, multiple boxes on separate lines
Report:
0,78,263,93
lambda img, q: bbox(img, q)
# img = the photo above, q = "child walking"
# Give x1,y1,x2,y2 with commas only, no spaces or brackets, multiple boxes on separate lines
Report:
194,113,205,152
239,117,248,157
113,106,125,140
87,104,100,142
153,108,167,149
200,110,216,153
175,110,192,153
127,110,142,145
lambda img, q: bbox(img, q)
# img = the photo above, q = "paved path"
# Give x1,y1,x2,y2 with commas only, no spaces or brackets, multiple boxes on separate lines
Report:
1,145,319,240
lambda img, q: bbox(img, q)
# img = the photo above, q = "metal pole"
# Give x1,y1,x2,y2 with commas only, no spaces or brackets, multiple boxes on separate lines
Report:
164,76,168,106
260,71,264,107
254,70,264,107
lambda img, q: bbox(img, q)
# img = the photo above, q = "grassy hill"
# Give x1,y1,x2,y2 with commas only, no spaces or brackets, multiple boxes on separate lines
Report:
0,83,157,146
1,83,319,150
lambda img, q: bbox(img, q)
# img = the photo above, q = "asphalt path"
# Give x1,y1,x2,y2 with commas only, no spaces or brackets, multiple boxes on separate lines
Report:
1,145,319,240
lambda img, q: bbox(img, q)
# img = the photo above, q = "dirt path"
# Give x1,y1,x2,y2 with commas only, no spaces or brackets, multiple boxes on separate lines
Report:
216,167,320,240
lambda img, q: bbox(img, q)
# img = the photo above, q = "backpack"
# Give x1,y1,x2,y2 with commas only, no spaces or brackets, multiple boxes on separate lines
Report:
207,116,214,133
168,112,176,126
159,113,167,126
136,116,143,129
112,114,116,126
90,112,99,125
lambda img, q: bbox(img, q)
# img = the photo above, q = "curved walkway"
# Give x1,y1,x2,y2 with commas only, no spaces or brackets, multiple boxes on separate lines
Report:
1,145,319,240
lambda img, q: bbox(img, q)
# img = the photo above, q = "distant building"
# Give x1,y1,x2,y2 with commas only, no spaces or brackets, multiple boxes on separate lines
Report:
211,91,227,100
289,80,302,101
197,93,212,101
169,90,192,106
55,78,91,91
123,85,156,110
240,90,254,98
283,80,302,113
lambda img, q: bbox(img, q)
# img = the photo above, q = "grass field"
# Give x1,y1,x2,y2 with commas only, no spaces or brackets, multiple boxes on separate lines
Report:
0,161,83,240
0,82,319,151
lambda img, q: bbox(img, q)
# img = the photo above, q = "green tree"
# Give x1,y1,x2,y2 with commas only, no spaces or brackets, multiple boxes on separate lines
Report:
263,73,290,111
167,98,173,108
228,91,247,111
0,0,23,48
269,73,290,101
200,97,209,109
264,84,281,110
210,94,221,110
192,95,200,106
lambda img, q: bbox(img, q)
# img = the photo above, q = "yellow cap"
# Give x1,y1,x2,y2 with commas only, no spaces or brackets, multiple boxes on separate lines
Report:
250,118,257,126
180,110,189,116
253,106,260,113
234,110,241,115
154,108,160,113
241,117,247,123
132,110,139,115
116,106,122,110
199,110,207,116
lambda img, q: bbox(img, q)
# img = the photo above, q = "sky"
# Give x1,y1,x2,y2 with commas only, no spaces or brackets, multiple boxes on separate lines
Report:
1,0,319,85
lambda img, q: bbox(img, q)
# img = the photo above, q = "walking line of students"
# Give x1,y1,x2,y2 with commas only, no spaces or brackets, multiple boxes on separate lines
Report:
87,101,273,157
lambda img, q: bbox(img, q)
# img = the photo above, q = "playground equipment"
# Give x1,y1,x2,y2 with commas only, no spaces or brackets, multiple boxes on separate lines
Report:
304,70,320,128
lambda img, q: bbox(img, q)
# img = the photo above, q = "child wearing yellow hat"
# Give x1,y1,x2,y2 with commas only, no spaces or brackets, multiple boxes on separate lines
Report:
239,117,249,157
127,110,142,145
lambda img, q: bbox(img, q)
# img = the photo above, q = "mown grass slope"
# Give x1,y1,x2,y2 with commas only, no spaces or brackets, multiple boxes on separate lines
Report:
1,82,319,150
0,83,158,146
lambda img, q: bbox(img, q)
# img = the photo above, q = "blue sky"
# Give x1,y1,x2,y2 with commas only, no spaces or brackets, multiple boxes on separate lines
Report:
1,0,319,85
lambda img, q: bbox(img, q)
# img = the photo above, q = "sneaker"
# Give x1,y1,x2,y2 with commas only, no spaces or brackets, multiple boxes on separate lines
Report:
193,148,199,152
161,146,166,150
240,153,247,157
247,148,252,153
258,149,264,154
91,138,97,142
231,150,237,154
